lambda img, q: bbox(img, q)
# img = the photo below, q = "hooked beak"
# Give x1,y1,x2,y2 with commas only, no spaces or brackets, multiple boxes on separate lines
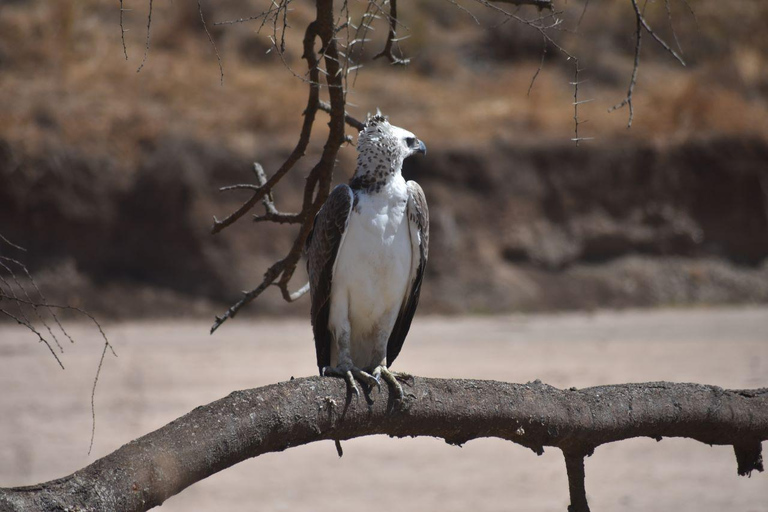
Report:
416,139,427,156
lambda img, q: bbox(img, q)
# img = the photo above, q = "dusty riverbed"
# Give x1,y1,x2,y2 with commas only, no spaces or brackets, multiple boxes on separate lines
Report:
1,307,766,511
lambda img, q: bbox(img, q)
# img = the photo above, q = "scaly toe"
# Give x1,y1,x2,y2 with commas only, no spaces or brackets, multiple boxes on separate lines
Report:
379,367,405,403
392,371,414,384
344,371,360,397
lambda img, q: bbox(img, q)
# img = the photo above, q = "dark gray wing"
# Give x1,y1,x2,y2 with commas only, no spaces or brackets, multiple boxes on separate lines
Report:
306,184,354,372
386,181,429,367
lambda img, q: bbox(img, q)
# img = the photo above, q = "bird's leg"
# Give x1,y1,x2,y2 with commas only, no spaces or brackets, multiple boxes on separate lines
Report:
322,366,361,397
323,317,380,398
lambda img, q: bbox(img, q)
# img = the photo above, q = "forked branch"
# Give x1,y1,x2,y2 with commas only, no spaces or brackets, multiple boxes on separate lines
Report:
610,0,686,127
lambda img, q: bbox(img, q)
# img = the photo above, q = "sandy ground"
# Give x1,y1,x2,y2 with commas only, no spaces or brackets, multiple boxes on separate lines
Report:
1,307,767,511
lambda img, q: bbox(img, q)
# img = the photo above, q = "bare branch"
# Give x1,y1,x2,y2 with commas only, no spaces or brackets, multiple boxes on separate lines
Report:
664,0,684,56
318,100,365,131
576,0,590,31
527,34,547,96
0,235,116,454
631,0,685,67
119,0,129,60
609,9,642,127
198,0,224,85
374,0,410,65
1,378,764,512
571,63,593,144
136,0,153,73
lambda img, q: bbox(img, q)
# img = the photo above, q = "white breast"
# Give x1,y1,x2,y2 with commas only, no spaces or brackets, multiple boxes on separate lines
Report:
330,178,412,367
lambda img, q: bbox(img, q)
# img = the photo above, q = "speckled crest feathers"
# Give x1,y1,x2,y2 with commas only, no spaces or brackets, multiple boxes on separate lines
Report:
353,112,410,192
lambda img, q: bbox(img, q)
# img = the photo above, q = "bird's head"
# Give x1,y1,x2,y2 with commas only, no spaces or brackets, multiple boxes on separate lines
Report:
357,112,427,164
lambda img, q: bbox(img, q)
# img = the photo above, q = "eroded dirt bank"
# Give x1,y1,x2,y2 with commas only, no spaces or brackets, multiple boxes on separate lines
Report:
2,136,767,317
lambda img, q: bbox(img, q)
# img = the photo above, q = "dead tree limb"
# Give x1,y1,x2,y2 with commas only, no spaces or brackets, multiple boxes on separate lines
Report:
1,378,765,512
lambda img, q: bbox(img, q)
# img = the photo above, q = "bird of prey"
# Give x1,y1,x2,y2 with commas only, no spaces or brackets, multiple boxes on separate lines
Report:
306,113,429,402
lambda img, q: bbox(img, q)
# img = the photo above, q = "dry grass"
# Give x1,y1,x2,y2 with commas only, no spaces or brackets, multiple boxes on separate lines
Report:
1,0,767,167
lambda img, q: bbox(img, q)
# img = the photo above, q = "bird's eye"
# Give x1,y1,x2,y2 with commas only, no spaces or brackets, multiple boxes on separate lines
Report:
405,137,416,147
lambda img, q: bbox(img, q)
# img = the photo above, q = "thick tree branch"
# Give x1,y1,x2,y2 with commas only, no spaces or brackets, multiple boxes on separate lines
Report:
1,378,765,512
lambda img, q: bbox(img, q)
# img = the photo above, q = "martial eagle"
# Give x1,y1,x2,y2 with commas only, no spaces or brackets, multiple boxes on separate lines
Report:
306,113,429,402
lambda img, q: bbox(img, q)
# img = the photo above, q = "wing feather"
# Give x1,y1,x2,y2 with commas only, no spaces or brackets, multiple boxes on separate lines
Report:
306,184,354,372
386,181,429,367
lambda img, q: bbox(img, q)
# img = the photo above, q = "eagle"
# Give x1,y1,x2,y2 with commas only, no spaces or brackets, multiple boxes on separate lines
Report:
306,113,429,403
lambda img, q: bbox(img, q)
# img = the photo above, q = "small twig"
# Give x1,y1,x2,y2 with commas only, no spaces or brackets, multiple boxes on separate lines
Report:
374,0,410,65
630,0,685,66
0,234,116,454
677,0,699,30
214,5,283,27
0,307,64,369
136,0,153,73
576,0,590,32
444,0,480,24
527,34,548,96
318,100,364,131
253,212,304,224
608,9,642,128
664,0,684,56
0,257,64,351
0,234,26,252
198,0,224,85
571,62,593,144
119,0,129,60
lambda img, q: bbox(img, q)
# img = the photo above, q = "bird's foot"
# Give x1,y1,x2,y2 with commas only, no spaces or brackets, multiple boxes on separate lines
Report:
322,365,381,399
372,366,415,406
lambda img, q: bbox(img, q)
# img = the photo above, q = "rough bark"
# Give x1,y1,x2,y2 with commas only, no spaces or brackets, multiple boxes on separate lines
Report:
1,377,765,512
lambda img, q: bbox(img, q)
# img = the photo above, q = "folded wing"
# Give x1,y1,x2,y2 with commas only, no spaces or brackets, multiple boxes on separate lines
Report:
386,181,429,367
306,184,355,372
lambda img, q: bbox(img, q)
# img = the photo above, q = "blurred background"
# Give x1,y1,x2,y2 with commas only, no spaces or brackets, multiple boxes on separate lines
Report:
1,1,767,510
1,0,767,317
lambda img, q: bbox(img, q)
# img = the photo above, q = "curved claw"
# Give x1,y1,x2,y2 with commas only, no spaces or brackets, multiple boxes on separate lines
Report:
353,369,381,392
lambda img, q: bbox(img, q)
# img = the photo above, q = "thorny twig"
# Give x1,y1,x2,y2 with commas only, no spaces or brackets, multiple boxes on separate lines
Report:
374,0,410,65
120,0,129,60
571,63,593,145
